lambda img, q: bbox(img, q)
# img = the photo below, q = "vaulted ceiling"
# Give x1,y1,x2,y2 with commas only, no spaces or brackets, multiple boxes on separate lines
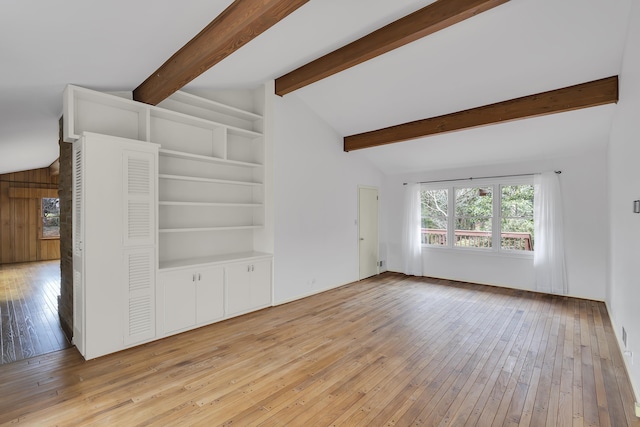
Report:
0,0,632,175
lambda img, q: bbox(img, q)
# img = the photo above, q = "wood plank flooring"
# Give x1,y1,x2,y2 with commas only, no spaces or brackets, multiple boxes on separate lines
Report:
0,260,70,364
0,273,637,426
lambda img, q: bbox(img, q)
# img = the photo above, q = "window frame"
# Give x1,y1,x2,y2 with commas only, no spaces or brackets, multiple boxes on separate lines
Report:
420,176,534,257
41,197,61,240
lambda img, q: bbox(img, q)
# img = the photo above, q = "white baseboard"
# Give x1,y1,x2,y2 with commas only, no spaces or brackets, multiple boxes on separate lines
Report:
273,280,353,306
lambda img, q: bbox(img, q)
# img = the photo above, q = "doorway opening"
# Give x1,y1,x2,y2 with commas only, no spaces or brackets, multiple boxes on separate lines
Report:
0,166,70,364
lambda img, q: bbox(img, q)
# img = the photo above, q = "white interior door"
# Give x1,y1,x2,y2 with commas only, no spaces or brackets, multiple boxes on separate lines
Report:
358,186,379,280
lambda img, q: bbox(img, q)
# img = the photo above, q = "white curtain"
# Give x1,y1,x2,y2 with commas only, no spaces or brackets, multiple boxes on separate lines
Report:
534,172,567,294
402,183,423,276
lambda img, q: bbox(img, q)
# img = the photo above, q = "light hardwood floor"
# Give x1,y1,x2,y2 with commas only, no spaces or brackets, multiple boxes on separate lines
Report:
0,260,70,364
0,273,637,426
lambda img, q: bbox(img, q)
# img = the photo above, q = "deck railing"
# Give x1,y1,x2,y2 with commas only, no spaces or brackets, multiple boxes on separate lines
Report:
422,229,533,251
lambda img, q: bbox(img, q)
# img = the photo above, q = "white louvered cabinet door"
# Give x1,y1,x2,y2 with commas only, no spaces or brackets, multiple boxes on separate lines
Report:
72,140,85,355
123,150,156,247
124,248,156,345
75,133,159,359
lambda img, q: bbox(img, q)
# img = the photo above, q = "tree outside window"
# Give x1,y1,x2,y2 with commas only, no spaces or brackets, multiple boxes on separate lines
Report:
421,189,448,245
455,187,493,248
500,185,534,250
42,197,60,238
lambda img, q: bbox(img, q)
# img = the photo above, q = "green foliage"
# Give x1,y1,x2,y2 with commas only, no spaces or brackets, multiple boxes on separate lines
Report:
500,185,534,233
454,187,492,232
501,185,534,217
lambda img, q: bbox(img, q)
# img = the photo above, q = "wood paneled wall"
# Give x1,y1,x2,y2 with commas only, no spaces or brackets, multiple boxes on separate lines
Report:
0,167,60,264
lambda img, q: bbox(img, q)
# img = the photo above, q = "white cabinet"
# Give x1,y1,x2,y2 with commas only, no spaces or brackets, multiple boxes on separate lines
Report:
65,84,274,358
159,265,224,335
226,259,272,316
72,132,158,359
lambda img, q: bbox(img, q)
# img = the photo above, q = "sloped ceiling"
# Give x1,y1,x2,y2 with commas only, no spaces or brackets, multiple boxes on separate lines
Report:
0,0,632,175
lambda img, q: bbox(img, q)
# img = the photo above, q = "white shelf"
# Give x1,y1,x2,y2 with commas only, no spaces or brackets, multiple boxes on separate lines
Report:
151,106,261,138
63,85,148,143
158,174,261,187
63,85,264,143
159,149,262,168
227,126,262,139
159,225,262,233
159,201,262,207
150,107,225,131
167,91,262,122
159,251,272,271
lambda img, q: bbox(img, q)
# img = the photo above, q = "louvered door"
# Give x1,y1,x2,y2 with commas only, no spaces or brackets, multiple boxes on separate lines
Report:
124,248,155,345
72,141,85,354
122,147,157,345
73,133,158,359
123,151,155,247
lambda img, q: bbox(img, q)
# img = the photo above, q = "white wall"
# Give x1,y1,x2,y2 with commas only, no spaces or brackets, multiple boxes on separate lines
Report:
608,1,640,400
271,93,383,304
383,150,609,301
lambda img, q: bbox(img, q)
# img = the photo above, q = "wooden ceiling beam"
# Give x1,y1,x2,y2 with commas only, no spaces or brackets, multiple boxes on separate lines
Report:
344,76,619,152
134,0,309,106
275,0,510,96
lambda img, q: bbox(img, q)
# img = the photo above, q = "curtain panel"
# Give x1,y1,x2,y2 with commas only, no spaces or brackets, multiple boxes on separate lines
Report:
402,183,423,276
533,172,568,294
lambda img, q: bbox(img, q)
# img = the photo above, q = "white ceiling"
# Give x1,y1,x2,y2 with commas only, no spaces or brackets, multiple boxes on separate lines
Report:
0,0,633,175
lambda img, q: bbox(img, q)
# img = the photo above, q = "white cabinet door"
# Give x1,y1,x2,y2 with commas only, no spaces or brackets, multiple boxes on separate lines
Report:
250,260,272,309
226,259,272,317
123,248,156,346
225,263,252,316
73,133,158,359
160,265,225,335
196,266,224,324
161,270,196,334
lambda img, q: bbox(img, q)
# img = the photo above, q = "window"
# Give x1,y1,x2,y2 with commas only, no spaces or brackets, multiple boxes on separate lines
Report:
421,189,448,245
455,186,493,248
500,185,534,251
421,178,534,253
42,197,60,239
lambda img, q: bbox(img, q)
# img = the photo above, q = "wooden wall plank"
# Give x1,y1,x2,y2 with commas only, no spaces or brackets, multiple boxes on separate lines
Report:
0,181,11,264
14,199,26,262
8,188,58,199
28,198,37,262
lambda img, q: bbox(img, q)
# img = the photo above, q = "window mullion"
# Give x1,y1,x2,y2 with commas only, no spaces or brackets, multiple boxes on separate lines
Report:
448,185,455,247
492,184,500,251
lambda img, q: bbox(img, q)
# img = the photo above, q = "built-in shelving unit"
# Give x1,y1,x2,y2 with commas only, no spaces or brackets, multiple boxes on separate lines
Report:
64,84,273,358
63,84,271,271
